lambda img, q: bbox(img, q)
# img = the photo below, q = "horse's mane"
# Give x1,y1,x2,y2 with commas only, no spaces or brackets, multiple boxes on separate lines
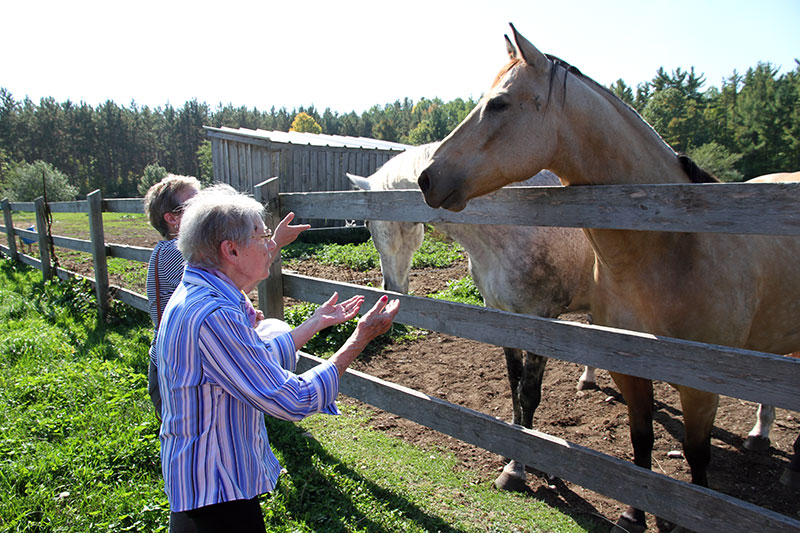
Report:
545,56,720,184
677,153,720,183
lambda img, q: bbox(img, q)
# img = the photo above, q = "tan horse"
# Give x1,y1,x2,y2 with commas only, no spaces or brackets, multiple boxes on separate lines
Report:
417,24,800,531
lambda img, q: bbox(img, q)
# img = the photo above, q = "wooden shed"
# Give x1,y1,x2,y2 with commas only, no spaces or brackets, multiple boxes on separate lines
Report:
205,126,409,227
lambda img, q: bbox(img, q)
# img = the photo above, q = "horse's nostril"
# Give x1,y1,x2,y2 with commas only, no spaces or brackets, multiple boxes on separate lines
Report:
418,171,430,193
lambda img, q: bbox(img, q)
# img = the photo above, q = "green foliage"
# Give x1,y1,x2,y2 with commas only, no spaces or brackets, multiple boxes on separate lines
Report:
428,277,484,307
282,240,381,271
411,236,465,269
1,159,78,201
137,163,168,196
688,142,744,182
282,233,464,273
196,140,213,185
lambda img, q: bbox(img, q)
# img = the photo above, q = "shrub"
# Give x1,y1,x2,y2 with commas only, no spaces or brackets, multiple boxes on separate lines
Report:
137,164,168,196
1,160,78,201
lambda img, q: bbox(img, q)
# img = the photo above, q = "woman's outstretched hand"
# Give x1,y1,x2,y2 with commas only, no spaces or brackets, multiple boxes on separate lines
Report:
354,295,400,343
312,292,365,329
329,294,400,377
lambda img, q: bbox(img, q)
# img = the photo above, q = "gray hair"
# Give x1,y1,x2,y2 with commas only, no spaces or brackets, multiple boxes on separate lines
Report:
177,184,265,269
143,174,202,238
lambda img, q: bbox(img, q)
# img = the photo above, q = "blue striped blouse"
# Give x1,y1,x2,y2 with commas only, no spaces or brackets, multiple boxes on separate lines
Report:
146,239,185,365
156,264,341,512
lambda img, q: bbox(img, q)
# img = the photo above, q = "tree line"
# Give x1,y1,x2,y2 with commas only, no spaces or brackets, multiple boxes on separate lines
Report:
1,58,798,200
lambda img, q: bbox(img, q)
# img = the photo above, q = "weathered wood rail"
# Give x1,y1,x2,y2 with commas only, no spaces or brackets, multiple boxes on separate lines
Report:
1,178,799,532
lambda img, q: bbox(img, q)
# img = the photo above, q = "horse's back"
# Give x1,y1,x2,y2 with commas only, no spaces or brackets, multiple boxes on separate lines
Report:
747,171,800,183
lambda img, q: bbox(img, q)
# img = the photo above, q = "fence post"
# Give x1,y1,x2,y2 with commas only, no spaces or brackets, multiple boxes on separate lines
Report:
1,198,19,262
34,197,53,279
87,190,110,321
254,177,284,319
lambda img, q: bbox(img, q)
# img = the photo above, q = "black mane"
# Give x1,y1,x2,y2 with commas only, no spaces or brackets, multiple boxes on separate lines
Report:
544,56,721,185
677,153,720,183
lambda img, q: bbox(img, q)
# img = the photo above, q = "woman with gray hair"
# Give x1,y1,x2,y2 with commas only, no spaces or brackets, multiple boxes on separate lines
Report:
157,185,400,532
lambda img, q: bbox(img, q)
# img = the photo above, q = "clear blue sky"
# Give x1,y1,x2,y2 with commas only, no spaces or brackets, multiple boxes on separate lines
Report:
3,0,798,114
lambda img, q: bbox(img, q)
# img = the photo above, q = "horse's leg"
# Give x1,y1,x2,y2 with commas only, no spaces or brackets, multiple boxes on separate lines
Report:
743,404,775,451
577,366,598,391
678,386,719,487
779,433,800,489
495,347,546,492
610,372,654,533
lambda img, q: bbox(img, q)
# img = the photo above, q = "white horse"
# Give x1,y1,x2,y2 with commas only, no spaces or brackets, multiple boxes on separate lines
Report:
348,142,597,491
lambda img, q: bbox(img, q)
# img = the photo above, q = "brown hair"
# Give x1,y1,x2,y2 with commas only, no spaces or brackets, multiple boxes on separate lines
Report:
143,174,202,238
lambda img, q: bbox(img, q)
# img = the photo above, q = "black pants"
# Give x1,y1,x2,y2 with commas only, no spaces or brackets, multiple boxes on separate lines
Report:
169,497,266,533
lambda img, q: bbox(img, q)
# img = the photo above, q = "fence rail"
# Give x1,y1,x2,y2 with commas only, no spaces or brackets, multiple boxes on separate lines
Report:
2,179,799,532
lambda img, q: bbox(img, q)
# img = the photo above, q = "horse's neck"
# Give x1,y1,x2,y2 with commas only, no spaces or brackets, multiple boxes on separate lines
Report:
552,75,686,186
546,74,692,274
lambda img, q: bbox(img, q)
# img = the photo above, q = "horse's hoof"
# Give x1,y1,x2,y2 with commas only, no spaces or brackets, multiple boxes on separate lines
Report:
779,467,800,489
576,380,598,391
612,514,646,533
493,471,529,493
742,435,771,451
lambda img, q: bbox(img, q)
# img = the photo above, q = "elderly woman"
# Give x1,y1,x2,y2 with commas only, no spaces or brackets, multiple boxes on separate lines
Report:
157,185,399,532
143,175,202,416
144,177,310,418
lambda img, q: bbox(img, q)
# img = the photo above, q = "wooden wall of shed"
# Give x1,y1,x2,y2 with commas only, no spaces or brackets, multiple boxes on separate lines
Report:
210,137,400,226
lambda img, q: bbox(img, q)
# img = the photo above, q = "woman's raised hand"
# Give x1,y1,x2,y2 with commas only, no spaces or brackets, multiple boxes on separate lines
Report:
273,212,311,248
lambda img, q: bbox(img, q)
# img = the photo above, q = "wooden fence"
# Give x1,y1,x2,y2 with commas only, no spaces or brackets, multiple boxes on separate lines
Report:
1,179,799,532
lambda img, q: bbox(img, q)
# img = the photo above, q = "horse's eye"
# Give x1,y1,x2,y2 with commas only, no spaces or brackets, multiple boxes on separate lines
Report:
486,98,510,113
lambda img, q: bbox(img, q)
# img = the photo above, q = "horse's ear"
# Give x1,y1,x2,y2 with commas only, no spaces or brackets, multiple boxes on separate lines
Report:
505,34,517,60
347,173,372,191
509,23,549,71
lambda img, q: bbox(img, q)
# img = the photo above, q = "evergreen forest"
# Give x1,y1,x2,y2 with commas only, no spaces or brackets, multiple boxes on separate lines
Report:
1,59,799,200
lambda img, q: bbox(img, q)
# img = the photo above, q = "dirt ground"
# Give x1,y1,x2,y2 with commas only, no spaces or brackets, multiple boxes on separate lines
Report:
47,228,800,531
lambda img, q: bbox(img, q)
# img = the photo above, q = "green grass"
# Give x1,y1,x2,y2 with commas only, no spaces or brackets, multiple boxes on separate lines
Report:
428,277,484,307
0,258,601,532
11,211,155,243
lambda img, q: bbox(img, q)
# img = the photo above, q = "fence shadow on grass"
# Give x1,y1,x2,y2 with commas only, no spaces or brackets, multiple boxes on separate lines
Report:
265,416,470,532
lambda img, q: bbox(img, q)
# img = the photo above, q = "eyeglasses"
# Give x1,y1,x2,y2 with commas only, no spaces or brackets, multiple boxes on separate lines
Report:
250,228,273,243
171,202,188,214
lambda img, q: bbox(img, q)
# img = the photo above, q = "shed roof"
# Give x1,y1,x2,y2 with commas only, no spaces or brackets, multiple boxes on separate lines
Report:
205,126,410,152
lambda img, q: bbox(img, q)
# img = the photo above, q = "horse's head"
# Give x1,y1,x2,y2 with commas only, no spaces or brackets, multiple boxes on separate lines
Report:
347,172,425,294
419,24,561,211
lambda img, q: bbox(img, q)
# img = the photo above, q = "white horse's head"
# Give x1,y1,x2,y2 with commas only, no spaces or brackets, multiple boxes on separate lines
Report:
418,24,562,211
347,145,436,293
